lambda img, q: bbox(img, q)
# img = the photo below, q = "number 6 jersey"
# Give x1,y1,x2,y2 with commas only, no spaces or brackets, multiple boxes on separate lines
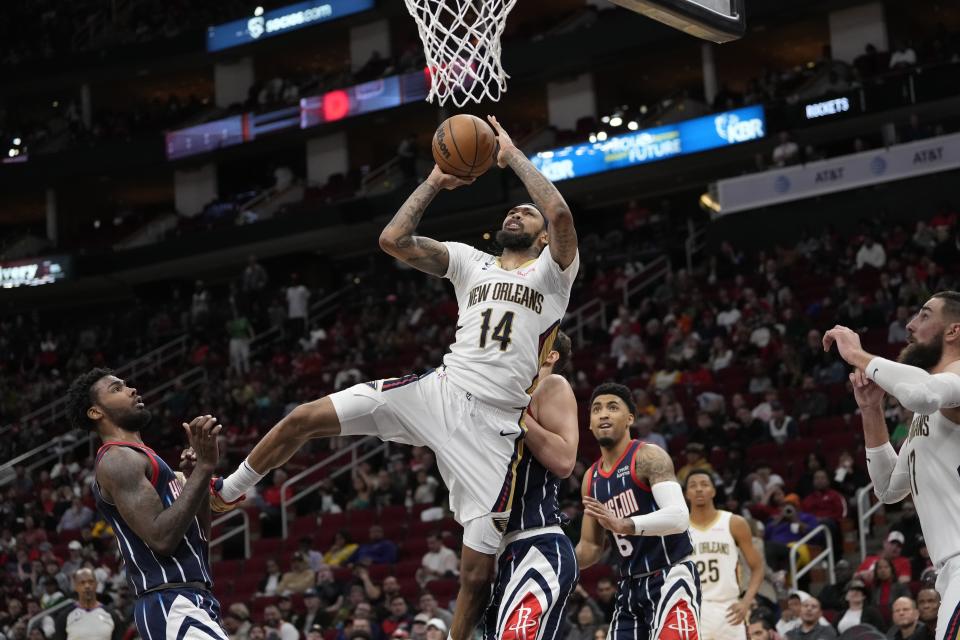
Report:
442,241,579,410
586,440,694,577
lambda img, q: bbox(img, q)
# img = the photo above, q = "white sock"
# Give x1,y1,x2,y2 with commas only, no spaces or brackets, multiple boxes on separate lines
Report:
219,459,266,502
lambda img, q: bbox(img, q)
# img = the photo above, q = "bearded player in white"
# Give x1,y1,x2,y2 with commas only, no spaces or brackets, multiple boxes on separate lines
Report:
685,470,765,640
823,291,960,640
214,116,579,640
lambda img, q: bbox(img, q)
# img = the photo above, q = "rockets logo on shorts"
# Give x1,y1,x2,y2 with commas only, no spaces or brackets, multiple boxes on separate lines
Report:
661,601,699,640
503,592,542,640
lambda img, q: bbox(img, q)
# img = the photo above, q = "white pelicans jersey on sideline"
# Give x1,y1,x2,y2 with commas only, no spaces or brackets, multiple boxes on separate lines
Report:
898,411,960,568
442,241,579,410
690,510,740,602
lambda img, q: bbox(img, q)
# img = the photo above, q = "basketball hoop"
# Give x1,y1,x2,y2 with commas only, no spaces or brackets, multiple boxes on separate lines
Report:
404,0,518,106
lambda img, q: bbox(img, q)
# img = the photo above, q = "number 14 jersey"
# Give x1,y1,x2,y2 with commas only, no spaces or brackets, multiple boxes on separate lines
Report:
442,241,579,411
586,440,694,577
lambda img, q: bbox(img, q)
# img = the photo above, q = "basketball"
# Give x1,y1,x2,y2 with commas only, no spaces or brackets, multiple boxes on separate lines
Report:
431,114,497,178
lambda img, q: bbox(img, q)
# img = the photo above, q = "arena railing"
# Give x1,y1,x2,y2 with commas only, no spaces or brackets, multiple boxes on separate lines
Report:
0,333,190,440
562,255,670,345
856,483,884,562
789,523,835,591
684,219,708,273
210,508,251,559
0,367,208,487
26,598,73,636
280,436,389,539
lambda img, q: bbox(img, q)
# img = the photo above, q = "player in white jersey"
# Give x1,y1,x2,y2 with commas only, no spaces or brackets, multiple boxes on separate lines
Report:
685,470,764,640
823,291,960,640
216,116,580,640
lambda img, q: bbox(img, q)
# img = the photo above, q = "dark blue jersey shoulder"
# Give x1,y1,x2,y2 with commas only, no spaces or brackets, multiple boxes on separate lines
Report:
93,441,212,597
586,440,693,577
506,438,564,534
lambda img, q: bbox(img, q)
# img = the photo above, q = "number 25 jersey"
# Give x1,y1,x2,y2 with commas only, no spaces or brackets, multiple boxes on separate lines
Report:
442,241,579,410
586,440,694,577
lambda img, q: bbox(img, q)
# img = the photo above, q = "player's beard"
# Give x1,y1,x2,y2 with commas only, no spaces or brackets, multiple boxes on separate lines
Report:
898,333,944,370
109,406,153,432
495,229,536,250
596,435,617,449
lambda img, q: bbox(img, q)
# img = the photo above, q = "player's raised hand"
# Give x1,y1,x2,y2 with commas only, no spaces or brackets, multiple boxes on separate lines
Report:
182,415,221,473
486,115,516,168
822,324,864,363
426,164,475,191
179,447,197,478
850,369,885,410
582,495,633,536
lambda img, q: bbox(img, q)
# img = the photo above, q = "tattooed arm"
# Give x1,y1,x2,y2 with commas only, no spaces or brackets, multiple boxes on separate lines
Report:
378,165,474,277
487,115,578,269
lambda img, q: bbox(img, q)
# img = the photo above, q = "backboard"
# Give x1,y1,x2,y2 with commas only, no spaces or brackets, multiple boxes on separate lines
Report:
609,0,746,43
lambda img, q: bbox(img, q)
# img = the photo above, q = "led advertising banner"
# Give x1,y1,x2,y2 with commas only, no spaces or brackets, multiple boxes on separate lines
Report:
207,0,374,52
530,105,766,182
0,255,71,289
166,71,430,161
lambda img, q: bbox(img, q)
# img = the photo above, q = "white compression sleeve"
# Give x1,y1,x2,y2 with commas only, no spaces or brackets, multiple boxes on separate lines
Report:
865,442,912,504
630,481,689,536
218,459,266,502
866,357,960,414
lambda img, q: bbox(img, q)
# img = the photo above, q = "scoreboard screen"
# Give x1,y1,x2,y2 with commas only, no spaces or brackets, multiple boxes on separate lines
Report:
609,0,746,43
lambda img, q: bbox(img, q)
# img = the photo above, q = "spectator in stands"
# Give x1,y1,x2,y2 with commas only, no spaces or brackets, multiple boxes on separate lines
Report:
416,532,459,587
750,463,785,504
255,469,291,534
817,559,853,611
60,541,85,578
224,610,249,640
835,580,884,633
396,134,418,182
800,469,846,551
416,593,452,631
794,374,829,423
299,536,326,572
916,589,940,633
226,307,255,376
412,469,440,505
307,624,324,640
263,605,299,640
566,604,601,640
868,558,911,627
277,552,316,595
890,501,923,559
594,578,617,623
887,597,931,640
856,236,887,270
764,496,819,573
191,280,210,326
634,416,667,450
676,442,715,486
351,525,397,566
286,273,310,338
772,132,800,168
381,596,413,637
424,619,446,640
787,596,836,640
888,306,910,344
242,255,270,306
57,498,93,533
913,221,938,252
750,612,779,640
766,401,797,445
258,559,284,597
832,451,867,498
857,532,912,585
324,530,358,566
315,566,344,616
409,613,429,640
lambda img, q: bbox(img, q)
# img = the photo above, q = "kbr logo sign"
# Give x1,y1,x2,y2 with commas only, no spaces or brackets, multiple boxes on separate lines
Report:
714,113,764,144
247,16,265,39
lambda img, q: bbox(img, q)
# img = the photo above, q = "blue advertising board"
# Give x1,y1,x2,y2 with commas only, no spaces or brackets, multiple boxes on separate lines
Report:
530,105,766,182
207,0,374,52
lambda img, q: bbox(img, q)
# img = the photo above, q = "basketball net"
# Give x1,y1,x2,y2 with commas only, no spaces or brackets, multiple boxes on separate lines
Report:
404,0,518,106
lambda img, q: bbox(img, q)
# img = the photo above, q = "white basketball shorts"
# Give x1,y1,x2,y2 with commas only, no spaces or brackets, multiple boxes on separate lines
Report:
699,600,747,640
329,367,526,554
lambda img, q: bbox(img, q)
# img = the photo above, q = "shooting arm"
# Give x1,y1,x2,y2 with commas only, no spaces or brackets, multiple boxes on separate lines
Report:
866,441,912,504
378,180,449,277
523,377,579,478
630,445,689,536
98,448,213,556
501,148,578,269
867,357,960,415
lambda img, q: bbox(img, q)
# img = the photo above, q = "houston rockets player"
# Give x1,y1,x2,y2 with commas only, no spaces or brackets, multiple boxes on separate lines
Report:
484,331,579,640
216,116,579,640
824,291,960,640
66,368,227,640
686,470,764,640
577,382,701,640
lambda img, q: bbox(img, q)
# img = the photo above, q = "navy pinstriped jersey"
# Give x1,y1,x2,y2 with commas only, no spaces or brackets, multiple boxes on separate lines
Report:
505,439,563,534
586,440,693,577
93,442,213,597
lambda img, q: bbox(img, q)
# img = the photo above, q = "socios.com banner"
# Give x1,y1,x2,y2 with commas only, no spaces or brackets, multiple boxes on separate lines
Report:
715,132,960,215
207,0,374,52
530,105,765,182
